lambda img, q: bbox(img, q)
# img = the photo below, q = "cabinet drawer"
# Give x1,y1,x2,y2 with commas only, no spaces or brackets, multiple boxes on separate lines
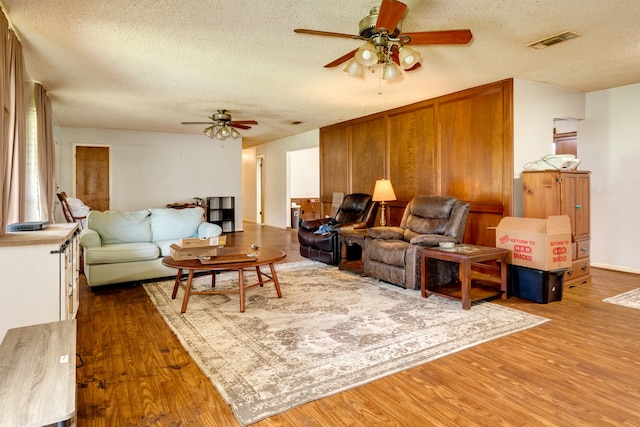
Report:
576,239,590,259
564,258,590,282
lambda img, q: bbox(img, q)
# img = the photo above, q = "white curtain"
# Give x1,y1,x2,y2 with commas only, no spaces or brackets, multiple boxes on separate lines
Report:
34,83,55,222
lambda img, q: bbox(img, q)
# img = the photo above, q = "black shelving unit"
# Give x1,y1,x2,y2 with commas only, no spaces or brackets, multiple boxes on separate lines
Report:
207,196,235,233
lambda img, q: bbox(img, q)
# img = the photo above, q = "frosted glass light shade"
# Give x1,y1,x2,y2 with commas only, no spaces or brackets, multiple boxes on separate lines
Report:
399,46,423,70
343,58,364,77
382,62,402,80
355,42,378,66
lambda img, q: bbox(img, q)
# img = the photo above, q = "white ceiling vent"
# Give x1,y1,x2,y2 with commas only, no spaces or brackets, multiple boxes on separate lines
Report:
527,31,581,49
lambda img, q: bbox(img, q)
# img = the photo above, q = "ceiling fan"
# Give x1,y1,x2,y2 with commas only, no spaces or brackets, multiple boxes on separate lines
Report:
294,0,472,80
181,110,258,140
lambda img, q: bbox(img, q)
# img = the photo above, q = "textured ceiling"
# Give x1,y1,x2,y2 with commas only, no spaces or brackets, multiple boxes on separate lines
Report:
1,0,639,147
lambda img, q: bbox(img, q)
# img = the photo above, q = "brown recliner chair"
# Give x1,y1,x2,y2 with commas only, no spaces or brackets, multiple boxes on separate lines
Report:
298,193,378,265
364,195,470,290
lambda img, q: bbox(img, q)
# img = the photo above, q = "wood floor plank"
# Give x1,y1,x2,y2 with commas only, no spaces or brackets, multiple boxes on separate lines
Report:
75,224,640,426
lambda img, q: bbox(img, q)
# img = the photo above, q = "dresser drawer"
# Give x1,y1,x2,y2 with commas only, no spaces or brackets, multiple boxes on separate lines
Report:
564,257,590,282
576,239,590,259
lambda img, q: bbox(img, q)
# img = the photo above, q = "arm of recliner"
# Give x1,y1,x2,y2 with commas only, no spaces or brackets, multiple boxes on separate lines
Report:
367,226,404,240
409,234,456,246
79,228,101,248
197,222,223,238
300,217,331,231
332,220,368,231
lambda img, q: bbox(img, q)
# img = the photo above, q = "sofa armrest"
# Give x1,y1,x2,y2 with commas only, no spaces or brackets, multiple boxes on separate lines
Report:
197,222,223,238
79,228,101,249
367,226,404,240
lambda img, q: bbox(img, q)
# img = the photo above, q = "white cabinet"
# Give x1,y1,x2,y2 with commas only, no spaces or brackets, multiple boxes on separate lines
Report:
0,223,79,341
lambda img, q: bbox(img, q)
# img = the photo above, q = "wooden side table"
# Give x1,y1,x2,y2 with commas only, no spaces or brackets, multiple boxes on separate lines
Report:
421,245,509,310
338,228,368,275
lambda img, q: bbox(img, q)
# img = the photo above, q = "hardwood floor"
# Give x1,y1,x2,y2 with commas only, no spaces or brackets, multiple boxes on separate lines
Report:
76,223,640,426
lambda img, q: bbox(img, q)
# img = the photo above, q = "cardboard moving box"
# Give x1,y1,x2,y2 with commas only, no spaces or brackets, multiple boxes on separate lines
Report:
169,235,226,260
496,215,571,271
179,235,227,248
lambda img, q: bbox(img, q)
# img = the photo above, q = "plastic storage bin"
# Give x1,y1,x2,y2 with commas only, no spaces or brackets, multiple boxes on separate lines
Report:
508,264,566,303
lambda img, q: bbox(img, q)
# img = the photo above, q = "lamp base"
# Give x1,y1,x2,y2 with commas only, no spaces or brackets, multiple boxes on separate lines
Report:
379,202,387,226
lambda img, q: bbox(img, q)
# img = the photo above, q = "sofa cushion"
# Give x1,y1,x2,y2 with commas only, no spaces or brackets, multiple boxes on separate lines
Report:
154,239,179,257
88,210,152,244
85,242,160,265
150,207,203,242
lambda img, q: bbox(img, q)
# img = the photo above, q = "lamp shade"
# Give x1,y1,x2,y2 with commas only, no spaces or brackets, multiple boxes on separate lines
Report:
372,179,397,202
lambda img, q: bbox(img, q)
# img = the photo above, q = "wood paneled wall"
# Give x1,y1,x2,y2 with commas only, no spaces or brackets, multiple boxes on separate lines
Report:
319,79,513,247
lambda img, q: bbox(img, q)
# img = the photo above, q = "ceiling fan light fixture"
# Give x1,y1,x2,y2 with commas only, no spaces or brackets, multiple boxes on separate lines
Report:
399,45,422,70
382,61,402,80
355,41,379,66
230,127,241,139
344,58,364,77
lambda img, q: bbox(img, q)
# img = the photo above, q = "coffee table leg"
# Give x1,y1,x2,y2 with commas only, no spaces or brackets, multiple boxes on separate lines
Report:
255,266,264,287
211,271,216,288
181,269,195,314
270,263,283,298
171,268,183,299
500,256,508,299
421,255,429,298
460,260,471,310
237,269,246,312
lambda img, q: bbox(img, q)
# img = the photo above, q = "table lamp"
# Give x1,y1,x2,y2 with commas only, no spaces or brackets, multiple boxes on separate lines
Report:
372,179,397,226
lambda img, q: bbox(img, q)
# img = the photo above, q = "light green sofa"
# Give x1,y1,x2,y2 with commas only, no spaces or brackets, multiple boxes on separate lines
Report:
79,207,222,288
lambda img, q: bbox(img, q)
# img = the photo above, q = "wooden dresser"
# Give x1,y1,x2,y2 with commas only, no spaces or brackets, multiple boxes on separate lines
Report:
522,170,591,287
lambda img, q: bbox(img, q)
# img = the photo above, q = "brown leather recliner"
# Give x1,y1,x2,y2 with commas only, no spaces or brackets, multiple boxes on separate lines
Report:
298,193,378,265
364,195,470,290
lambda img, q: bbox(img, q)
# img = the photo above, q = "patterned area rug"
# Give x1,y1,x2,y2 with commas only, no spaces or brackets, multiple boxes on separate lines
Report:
603,288,640,309
144,260,548,426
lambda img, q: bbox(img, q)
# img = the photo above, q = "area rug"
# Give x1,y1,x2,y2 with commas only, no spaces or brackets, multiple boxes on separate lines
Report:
144,260,548,426
603,288,640,310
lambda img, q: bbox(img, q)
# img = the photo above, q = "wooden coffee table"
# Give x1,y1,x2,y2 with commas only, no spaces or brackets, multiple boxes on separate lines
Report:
162,248,286,313
421,244,509,310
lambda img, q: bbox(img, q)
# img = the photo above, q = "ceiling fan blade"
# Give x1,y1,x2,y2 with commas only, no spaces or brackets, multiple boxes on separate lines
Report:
181,121,214,125
324,48,358,68
294,28,358,39
375,0,407,34
230,123,252,130
402,29,472,45
230,120,258,125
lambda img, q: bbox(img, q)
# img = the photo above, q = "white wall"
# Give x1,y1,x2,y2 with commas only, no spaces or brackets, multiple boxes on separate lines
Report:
55,127,243,229
243,129,319,229
513,79,586,216
579,83,640,273
290,147,319,198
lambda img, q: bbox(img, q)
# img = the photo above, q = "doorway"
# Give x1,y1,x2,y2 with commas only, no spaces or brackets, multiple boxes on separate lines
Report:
75,145,110,211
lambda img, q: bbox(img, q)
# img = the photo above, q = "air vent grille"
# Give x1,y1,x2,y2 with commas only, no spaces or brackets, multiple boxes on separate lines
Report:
527,31,580,49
